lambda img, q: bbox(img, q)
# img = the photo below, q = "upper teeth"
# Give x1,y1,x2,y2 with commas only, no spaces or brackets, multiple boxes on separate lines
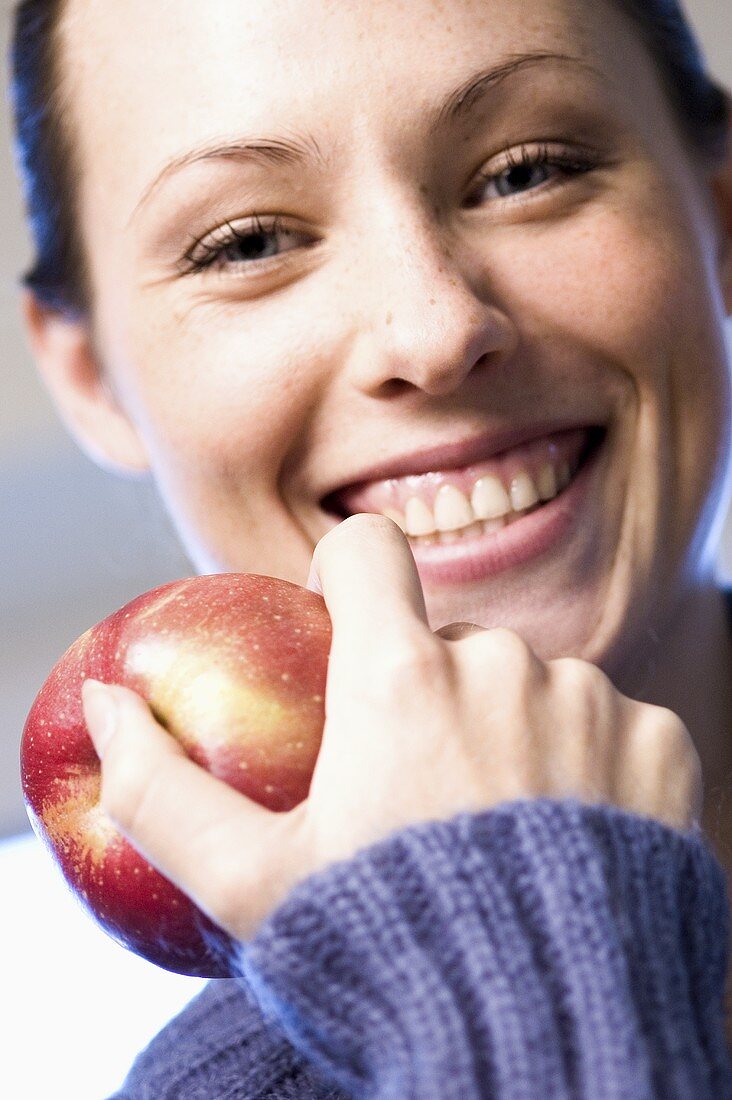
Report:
383,458,572,538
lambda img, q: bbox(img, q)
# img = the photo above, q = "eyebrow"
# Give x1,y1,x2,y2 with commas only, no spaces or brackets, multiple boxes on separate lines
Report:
429,50,602,130
129,132,329,225
130,50,601,223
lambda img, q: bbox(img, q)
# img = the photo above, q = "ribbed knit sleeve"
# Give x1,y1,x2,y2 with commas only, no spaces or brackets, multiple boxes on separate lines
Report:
236,799,732,1100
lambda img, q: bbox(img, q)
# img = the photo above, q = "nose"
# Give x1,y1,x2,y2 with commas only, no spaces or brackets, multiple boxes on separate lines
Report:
344,202,518,398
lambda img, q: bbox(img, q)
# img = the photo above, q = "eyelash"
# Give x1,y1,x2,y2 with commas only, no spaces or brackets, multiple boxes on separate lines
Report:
182,142,598,276
182,213,295,277
470,141,597,205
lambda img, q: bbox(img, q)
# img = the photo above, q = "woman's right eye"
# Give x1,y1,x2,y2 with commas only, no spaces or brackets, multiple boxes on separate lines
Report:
183,214,312,276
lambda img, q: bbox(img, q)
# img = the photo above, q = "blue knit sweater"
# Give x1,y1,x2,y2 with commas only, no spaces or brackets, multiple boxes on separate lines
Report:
111,799,732,1099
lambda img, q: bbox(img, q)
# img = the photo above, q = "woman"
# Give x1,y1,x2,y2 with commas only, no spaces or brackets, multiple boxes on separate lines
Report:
10,0,732,1094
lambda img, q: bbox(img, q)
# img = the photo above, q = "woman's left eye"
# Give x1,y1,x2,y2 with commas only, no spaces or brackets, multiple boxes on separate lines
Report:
470,142,597,205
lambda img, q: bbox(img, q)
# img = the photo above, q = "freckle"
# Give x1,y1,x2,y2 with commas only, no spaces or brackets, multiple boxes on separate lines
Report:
385,311,393,325
429,298,436,305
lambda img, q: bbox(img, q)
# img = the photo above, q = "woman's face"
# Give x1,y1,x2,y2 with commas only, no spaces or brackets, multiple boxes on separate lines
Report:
55,0,732,678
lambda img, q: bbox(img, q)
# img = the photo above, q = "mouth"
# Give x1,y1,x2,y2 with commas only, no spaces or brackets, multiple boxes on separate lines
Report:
321,423,608,584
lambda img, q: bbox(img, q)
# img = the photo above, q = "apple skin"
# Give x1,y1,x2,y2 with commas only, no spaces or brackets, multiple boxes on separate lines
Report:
21,573,331,978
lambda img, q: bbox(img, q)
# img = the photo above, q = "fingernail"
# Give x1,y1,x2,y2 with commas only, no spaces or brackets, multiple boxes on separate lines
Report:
82,679,118,757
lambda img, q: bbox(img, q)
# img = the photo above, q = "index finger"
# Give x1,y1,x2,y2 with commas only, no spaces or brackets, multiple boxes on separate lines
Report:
308,514,430,658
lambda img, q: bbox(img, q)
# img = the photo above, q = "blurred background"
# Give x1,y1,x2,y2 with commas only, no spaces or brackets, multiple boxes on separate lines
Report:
1,1,732,1097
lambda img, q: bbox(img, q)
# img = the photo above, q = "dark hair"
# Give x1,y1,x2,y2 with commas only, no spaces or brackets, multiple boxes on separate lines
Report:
8,0,731,318
9,0,87,316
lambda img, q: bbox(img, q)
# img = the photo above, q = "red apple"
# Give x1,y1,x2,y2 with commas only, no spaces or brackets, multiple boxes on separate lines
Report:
21,573,331,977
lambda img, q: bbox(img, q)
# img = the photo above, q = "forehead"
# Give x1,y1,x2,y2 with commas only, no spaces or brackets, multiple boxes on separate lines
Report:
60,0,657,220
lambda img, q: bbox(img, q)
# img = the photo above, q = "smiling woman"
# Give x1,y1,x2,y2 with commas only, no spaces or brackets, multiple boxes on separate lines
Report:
8,0,732,1096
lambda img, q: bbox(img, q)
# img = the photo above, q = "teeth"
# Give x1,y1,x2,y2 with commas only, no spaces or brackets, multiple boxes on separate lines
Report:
482,517,506,534
471,475,511,520
556,460,571,490
439,521,485,544
404,496,437,537
536,463,557,502
434,485,474,532
509,472,540,512
380,450,580,544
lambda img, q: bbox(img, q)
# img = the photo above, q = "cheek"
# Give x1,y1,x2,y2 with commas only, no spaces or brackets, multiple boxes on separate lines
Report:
515,200,700,374
115,300,320,487
500,184,732,566
508,188,730,447
99,300,330,576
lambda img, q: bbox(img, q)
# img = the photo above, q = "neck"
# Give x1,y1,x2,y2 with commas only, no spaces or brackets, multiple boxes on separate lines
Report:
620,579,732,863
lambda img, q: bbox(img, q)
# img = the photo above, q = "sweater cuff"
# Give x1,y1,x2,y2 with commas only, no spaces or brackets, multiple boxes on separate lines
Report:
237,799,732,1100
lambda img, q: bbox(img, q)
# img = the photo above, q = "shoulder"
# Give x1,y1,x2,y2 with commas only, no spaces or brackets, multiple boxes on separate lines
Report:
110,978,345,1100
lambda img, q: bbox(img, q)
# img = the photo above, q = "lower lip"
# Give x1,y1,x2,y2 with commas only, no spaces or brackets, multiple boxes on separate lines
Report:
408,428,607,586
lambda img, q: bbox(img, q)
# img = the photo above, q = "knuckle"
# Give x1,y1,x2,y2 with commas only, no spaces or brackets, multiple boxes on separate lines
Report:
547,659,620,745
376,632,449,693
639,703,690,752
550,656,609,688
656,707,699,771
652,714,703,828
628,704,702,818
479,627,544,675
549,658,617,715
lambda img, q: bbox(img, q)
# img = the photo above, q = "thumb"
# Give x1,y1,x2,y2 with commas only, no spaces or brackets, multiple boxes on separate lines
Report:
81,679,293,939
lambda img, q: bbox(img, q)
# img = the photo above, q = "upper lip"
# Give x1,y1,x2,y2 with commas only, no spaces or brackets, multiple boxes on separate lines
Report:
321,418,605,511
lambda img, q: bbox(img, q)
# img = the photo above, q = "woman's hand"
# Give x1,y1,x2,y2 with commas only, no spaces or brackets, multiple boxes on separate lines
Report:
82,514,703,942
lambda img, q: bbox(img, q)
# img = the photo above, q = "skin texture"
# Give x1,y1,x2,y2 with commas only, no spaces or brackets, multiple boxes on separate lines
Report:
20,0,732,1013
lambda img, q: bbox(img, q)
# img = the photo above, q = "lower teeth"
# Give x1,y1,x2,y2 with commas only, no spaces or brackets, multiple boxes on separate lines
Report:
408,504,540,546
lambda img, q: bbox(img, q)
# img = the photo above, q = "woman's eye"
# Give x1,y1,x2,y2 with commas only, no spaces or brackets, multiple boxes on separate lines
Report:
184,215,310,275
494,160,554,197
471,143,596,205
